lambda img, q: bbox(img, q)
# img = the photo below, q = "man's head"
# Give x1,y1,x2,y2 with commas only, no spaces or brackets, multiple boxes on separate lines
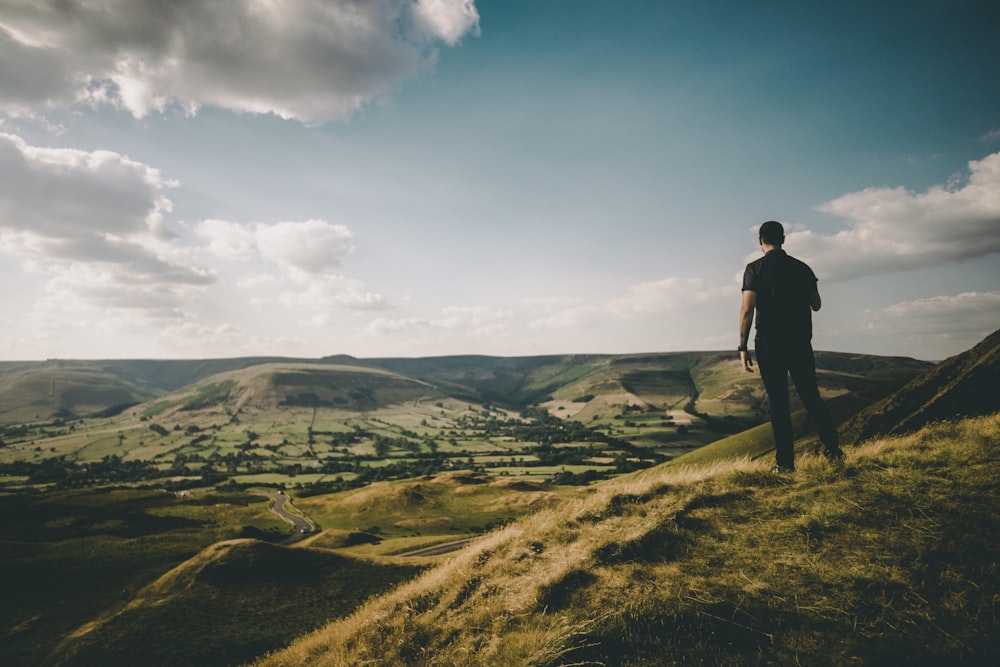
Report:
759,220,785,247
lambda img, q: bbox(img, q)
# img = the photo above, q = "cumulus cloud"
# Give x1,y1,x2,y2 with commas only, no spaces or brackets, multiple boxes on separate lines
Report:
0,133,212,317
196,219,258,261
195,218,384,311
0,0,480,123
256,220,354,274
198,218,354,273
411,0,480,45
786,151,1000,282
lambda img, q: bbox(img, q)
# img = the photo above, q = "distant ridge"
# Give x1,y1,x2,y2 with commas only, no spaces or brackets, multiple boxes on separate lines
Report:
0,350,930,426
839,327,1000,445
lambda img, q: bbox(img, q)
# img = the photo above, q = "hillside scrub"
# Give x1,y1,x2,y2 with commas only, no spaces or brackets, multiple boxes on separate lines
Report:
254,413,999,666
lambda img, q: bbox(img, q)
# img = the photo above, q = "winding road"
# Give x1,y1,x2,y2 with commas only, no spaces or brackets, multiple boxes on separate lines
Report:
253,489,316,535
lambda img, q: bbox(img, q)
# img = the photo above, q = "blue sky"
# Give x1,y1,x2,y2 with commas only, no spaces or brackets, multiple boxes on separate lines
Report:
1,0,998,362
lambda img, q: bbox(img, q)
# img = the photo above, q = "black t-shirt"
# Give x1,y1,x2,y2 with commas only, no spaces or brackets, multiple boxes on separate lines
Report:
742,249,817,344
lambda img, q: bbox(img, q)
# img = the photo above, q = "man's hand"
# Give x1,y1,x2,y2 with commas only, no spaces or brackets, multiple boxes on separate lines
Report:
741,349,754,372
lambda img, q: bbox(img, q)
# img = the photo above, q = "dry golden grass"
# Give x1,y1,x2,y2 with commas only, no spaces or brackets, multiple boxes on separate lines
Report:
253,413,999,666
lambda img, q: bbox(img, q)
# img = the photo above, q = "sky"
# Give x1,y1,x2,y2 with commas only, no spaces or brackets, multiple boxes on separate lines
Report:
1,0,998,363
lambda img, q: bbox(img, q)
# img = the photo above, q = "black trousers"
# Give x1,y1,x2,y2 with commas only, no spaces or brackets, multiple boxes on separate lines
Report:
755,337,839,468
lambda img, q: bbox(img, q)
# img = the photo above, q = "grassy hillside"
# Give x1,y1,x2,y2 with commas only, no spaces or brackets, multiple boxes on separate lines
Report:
48,539,423,667
254,412,999,666
0,357,340,425
0,365,149,423
0,473,582,666
840,328,1000,445
0,488,289,666
139,363,441,417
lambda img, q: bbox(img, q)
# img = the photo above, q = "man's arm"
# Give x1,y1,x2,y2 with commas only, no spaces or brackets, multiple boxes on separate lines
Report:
739,290,756,372
809,289,822,311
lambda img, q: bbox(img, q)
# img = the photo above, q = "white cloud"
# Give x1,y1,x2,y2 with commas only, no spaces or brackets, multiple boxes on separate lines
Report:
0,133,212,319
0,133,175,242
195,218,383,312
411,0,480,45
0,0,480,123
256,220,354,275
198,219,355,274
787,151,1000,282
866,291,1000,334
861,291,1000,359
196,219,258,261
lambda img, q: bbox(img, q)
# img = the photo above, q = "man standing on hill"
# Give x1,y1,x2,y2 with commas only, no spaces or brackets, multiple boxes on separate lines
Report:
739,220,843,472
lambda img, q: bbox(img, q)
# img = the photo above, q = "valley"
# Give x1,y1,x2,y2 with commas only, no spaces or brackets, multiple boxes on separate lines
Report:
0,352,927,494
3,346,971,666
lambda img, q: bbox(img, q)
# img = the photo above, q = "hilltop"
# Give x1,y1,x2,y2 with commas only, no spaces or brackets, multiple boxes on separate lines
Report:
254,414,999,666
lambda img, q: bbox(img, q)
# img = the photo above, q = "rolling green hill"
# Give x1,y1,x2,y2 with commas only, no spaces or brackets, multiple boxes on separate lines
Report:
0,350,930,426
138,363,442,418
0,357,331,424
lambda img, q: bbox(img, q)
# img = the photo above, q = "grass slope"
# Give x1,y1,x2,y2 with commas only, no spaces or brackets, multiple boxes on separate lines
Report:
48,540,423,667
255,412,999,666
0,366,149,423
0,489,289,666
840,328,1000,445
668,391,874,468
141,363,439,417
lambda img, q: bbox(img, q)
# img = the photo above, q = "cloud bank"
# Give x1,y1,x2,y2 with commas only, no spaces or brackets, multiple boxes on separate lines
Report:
789,151,1000,282
0,0,480,123
861,291,1000,359
0,132,210,317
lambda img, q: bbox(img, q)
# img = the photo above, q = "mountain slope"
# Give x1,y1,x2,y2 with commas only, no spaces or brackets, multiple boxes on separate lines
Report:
254,413,999,667
839,327,1000,445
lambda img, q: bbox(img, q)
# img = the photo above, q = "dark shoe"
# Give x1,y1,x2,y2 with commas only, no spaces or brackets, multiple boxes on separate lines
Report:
770,465,795,474
823,448,845,463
